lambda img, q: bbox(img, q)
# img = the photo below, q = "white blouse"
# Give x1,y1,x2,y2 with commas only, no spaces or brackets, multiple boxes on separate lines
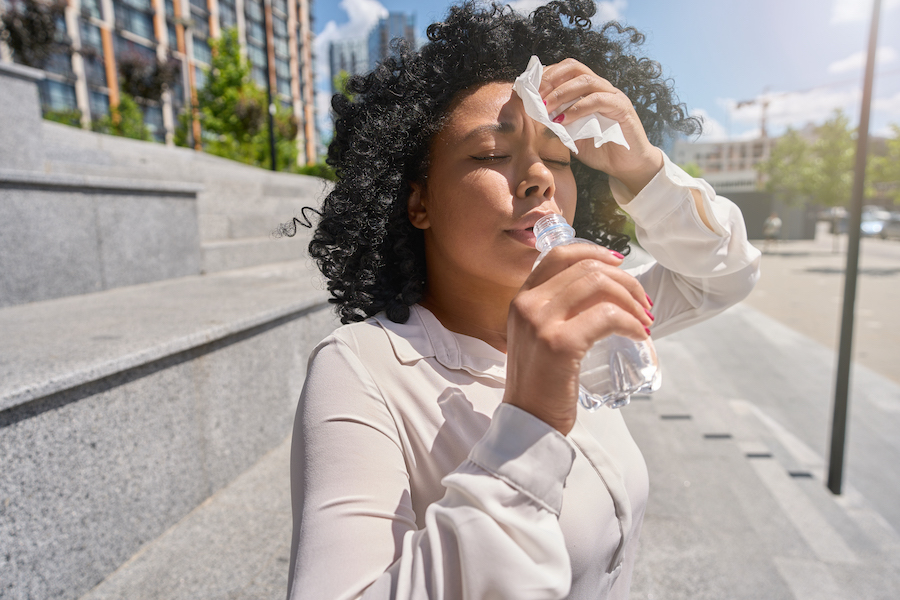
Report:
287,154,761,600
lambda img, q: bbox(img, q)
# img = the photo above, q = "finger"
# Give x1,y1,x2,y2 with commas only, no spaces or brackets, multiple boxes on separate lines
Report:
526,243,623,290
549,90,634,127
539,259,652,327
570,299,651,343
538,58,608,96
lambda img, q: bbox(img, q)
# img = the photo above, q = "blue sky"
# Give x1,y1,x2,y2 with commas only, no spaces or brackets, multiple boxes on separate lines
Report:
312,0,900,143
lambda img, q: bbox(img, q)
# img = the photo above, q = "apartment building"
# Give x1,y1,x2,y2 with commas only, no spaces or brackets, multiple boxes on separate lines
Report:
0,0,317,163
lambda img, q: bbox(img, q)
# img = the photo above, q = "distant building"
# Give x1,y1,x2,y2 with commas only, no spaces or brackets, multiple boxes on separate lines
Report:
329,37,368,93
0,0,317,164
672,137,776,194
327,11,415,95
367,12,415,70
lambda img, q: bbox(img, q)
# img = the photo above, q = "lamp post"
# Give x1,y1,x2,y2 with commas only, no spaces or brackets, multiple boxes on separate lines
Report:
827,0,882,495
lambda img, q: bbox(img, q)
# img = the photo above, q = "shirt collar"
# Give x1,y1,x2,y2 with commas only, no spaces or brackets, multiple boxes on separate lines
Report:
374,304,508,383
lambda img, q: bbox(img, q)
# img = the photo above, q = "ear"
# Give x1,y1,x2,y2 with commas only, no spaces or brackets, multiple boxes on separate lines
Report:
407,181,430,230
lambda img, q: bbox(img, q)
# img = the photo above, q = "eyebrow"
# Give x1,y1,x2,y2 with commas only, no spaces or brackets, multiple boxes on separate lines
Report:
462,121,560,142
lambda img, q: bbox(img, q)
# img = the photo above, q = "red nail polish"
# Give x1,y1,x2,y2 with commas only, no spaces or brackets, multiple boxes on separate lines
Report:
543,99,547,106
610,250,624,259
552,113,565,124
646,294,653,307
644,327,651,336
645,308,655,321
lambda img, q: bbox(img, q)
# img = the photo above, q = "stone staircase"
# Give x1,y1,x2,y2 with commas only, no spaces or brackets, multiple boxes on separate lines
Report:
0,61,338,599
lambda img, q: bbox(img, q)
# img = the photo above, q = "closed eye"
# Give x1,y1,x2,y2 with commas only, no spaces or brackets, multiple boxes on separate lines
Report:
470,155,509,162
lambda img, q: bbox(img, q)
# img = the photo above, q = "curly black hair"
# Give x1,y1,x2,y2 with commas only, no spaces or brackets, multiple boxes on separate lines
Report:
303,0,700,325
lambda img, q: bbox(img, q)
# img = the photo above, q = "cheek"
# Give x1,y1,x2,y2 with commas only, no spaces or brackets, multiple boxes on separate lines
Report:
557,173,578,218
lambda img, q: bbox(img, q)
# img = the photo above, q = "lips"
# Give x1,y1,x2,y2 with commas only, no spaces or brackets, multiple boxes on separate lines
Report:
506,226,538,247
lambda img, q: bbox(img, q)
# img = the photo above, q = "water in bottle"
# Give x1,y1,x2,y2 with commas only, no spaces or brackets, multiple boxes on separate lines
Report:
532,214,661,410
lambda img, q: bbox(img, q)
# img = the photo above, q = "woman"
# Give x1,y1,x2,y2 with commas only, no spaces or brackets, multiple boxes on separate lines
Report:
287,1,760,598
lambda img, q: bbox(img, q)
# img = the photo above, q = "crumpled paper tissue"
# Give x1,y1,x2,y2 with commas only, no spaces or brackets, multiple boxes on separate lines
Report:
512,55,630,154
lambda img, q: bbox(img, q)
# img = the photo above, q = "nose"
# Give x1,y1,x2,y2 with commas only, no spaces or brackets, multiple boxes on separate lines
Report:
515,156,556,201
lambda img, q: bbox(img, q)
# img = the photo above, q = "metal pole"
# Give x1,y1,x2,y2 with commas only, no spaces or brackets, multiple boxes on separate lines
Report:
827,0,881,495
263,0,277,171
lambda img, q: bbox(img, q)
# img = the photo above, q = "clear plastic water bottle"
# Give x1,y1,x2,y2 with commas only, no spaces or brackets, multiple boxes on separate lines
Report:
532,214,662,410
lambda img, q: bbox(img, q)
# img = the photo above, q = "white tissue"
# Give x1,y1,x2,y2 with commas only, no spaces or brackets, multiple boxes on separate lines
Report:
512,55,630,154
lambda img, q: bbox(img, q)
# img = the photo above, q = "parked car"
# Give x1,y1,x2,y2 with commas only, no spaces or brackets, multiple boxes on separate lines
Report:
861,208,892,237
881,212,900,240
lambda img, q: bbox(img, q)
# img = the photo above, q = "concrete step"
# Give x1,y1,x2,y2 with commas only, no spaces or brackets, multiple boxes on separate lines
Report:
201,236,311,273
0,260,338,600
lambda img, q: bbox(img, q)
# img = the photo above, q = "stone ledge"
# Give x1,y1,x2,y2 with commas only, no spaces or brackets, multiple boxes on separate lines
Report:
0,61,45,82
0,169,202,197
0,260,331,413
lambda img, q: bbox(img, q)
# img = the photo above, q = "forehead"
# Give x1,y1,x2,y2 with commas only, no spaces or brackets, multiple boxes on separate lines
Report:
440,82,521,134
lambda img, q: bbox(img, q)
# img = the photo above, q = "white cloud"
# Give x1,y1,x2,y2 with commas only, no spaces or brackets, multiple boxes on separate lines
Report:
719,87,862,134
828,46,898,74
690,108,729,142
831,0,900,23
873,90,900,118
508,0,627,22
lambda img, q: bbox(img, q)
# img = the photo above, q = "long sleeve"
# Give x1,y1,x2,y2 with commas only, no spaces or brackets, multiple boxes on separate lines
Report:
610,153,761,338
287,335,576,600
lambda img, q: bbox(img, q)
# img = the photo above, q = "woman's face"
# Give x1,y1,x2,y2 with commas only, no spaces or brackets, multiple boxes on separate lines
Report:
409,81,577,295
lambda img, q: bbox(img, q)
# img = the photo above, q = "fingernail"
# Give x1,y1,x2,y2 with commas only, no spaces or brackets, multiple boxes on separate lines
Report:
543,99,547,106
644,327,651,336
646,294,653,307
610,250,624,259
645,308,655,321
552,113,565,124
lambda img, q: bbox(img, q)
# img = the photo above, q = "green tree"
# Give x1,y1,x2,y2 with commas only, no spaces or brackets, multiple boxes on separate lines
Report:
91,93,151,141
757,110,854,207
186,28,298,170
870,124,900,206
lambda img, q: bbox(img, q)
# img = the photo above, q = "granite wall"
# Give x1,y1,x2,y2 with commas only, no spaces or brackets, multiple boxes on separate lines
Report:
0,302,335,600
0,171,202,307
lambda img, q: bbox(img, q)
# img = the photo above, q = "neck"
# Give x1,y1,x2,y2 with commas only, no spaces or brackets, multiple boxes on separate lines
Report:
419,280,515,354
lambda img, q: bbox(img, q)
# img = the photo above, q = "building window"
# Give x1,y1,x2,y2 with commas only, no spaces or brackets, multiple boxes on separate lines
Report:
165,0,175,17
192,13,210,37
81,0,103,19
142,104,164,141
167,23,179,49
192,35,211,64
40,79,78,112
272,0,286,14
189,0,208,12
247,43,266,69
251,65,266,87
247,20,265,45
244,0,263,23
219,4,237,29
277,77,290,97
89,90,109,118
195,65,207,89
116,6,156,41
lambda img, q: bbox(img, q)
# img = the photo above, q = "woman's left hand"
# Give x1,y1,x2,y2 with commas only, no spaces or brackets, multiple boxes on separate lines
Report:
540,58,664,196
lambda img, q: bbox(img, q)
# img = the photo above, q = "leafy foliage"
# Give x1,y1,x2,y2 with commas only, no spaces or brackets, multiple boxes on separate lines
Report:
181,28,299,170
758,110,899,207
870,124,900,205
91,93,151,141
0,0,69,68
43,107,82,127
118,50,181,102
293,161,336,181
757,110,853,207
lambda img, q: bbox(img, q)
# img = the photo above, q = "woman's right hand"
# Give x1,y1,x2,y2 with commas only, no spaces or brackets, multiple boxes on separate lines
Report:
503,244,653,435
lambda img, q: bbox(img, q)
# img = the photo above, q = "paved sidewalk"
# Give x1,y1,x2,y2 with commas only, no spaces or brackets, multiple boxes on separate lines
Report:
78,241,900,599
